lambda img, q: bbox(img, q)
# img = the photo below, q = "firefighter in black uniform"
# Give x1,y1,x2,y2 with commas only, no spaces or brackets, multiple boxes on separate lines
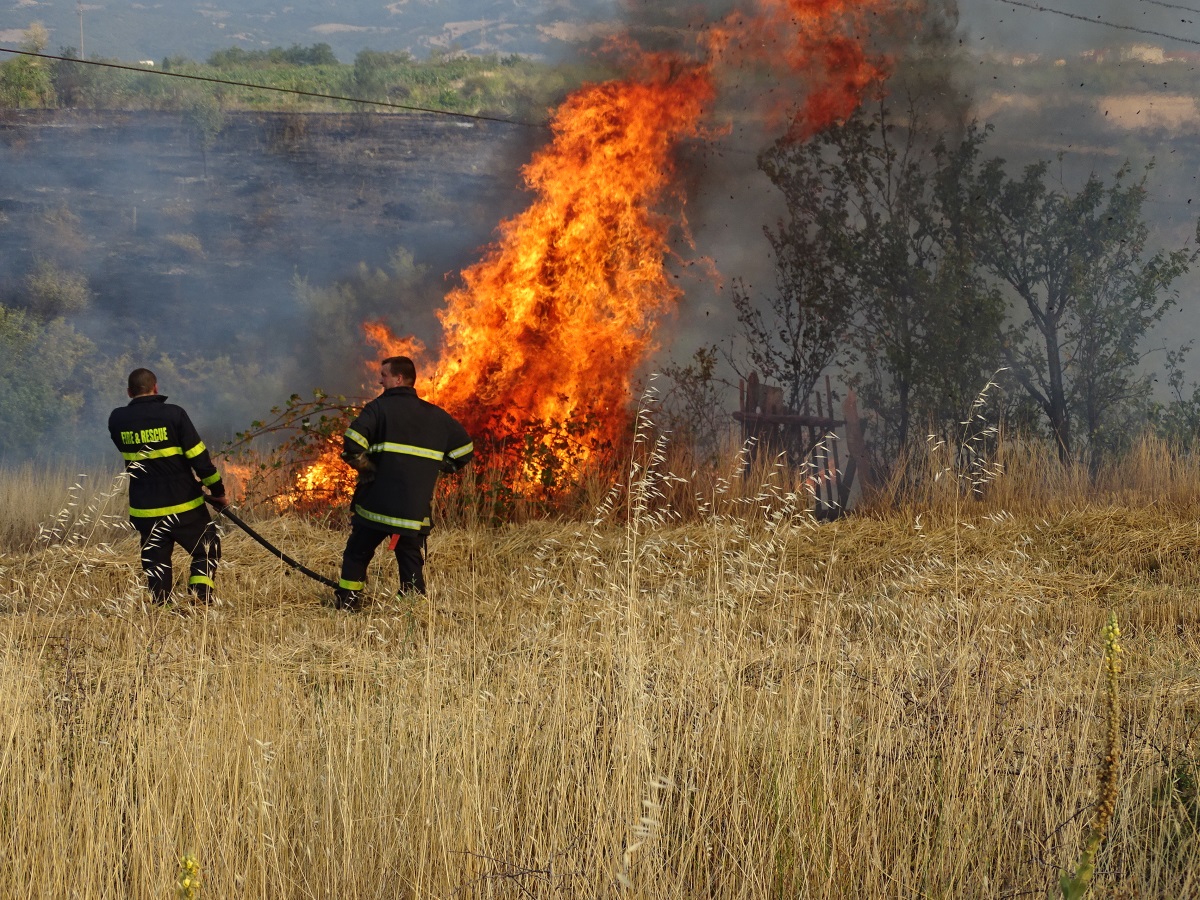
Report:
334,355,473,610
108,368,228,605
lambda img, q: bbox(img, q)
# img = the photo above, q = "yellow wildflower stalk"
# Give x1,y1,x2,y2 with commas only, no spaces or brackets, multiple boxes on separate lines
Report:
177,853,201,900
1060,613,1123,900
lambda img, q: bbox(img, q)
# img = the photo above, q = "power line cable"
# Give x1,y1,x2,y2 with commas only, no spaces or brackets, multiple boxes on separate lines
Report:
1139,0,1200,17
985,0,1200,45
0,46,551,129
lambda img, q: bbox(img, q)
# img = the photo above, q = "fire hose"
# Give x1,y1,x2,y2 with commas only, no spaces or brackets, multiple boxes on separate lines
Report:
203,495,339,589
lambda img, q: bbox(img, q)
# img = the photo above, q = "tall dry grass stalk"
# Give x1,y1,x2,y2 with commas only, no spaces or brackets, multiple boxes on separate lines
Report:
0,461,126,551
3,433,1200,896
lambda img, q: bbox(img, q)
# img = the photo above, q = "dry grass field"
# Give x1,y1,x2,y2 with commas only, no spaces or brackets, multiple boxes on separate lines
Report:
2,438,1200,898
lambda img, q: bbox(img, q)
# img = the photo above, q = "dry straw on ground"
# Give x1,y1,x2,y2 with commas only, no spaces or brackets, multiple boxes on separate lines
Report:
2,437,1200,897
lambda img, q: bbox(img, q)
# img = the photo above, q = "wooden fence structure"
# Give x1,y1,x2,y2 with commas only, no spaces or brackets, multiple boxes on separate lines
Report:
733,372,871,519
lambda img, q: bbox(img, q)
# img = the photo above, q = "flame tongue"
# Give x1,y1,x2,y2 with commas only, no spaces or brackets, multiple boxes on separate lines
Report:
428,57,716,477
295,1,899,501
708,0,893,139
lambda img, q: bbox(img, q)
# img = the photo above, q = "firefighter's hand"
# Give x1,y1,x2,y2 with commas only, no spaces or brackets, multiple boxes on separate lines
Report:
341,451,376,475
207,492,229,510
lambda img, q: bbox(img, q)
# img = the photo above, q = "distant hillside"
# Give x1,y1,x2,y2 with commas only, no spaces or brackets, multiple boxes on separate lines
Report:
0,0,628,65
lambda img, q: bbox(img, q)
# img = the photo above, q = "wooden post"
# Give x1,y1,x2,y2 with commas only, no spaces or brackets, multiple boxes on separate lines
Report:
744,372,760,473
842,389,872,500
813,389,830,515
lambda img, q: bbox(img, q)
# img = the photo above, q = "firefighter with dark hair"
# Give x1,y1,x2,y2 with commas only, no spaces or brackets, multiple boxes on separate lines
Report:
334,355,473,610
108,368,228,605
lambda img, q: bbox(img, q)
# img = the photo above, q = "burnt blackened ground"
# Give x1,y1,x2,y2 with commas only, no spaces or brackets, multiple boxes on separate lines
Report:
0,109,540,391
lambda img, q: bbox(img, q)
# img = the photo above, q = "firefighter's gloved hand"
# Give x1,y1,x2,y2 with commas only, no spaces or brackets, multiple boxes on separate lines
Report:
341,451,376,473
342,452,376,486
208,492,229,510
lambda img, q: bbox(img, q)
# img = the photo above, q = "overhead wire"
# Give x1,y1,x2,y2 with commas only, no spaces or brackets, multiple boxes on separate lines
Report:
1139,0,1200,17
984,0,1200,45
0,46,551,129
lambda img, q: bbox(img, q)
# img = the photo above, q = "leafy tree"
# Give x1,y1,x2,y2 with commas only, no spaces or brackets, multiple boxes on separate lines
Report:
1151,346,1200,452
208,43,339,69
352,49,414,103
182,90,225,177
353,50,390,103
835,101,1003,456
0,304,93,457
273,43,338,67
937,131,1200,461
51,47,90,108
728,219,855,465
0,24,55,108
740,98,1005,468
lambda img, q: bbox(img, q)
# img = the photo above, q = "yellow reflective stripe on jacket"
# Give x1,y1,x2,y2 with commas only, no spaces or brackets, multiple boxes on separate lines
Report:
184,441,207,459
353,504,429,531
128,496,205,518
345,428,369,449
121,445,184,461
367,442,445,461
201,471,222,486
448,441,473,459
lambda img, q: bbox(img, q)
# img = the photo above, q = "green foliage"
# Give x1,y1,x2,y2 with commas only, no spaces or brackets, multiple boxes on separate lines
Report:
51,47,90,107
747,91,1199,476
0,25,55,108
0,304,93,457
181,89,226,177
41,42,589,118
182,90,225,150
1146,345,1200,453
222,388,359,515
0,261,95,458
22,259,91,320
352,49,415,102
176,854,200,899
100,339,288,440
52,54,181,110
742,97,1006,471
208,43,339,68
294,246,436,390
939,132,1199,462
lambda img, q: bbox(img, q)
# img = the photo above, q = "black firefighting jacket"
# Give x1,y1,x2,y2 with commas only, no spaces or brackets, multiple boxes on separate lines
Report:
108,394,224,519
342,386,473,533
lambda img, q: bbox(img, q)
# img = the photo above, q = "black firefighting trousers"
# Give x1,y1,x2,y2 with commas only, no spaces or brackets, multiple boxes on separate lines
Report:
132,507,221,603
338,523,426,599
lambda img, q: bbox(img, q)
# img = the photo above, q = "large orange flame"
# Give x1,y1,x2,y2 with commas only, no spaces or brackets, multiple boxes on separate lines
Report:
300,0,899,500
427,53,716,481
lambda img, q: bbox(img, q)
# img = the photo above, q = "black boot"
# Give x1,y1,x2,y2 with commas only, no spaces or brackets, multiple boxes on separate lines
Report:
333,588,362,611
